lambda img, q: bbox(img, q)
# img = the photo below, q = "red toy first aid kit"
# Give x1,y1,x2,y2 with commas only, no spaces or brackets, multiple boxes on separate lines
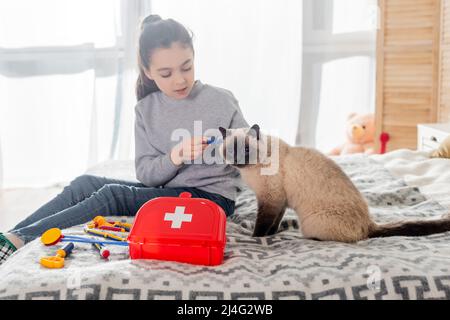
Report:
127,192,227,266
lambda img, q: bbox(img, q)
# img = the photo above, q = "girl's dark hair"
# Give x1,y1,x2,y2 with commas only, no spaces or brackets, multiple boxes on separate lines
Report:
136,15,194,101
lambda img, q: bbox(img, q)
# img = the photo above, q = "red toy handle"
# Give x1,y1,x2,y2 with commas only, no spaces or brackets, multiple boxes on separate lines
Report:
179,192,192,198
379,132,390,154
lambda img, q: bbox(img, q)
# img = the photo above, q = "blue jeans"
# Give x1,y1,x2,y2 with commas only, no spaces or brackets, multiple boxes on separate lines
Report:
9,174,235,244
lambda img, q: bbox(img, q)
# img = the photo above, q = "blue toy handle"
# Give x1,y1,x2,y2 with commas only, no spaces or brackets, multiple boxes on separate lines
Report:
61,236,128,246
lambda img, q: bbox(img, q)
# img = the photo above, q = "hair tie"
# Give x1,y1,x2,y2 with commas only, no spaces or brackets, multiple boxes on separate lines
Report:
142,14,162,29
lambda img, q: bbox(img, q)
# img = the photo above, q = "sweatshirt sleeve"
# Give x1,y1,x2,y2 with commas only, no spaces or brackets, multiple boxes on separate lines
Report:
134,107,181,187
228,93,250,129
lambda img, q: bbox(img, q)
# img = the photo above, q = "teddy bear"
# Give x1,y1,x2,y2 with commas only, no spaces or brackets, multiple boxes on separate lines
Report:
328,113,376,155
430,134,450,159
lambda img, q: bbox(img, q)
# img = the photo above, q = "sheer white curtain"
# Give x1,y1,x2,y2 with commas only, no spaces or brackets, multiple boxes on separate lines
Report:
297,0,378,152
0,0,150,189
151,0,303,145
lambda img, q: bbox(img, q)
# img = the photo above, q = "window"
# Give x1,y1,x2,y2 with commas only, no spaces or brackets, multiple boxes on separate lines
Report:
299,0,378,151
0,0,138,188
0,0,120,48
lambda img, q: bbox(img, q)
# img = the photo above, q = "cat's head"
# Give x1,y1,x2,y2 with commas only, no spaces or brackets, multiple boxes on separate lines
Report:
218,124,268,168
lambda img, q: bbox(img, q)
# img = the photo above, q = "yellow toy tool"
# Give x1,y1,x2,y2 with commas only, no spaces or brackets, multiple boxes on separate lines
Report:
111,221,132,230
86,216,132,232
91,216,115,228
40,242,74,269
84,228,127,242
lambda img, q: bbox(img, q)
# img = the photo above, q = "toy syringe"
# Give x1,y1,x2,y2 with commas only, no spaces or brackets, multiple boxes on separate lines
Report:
206,136,223,145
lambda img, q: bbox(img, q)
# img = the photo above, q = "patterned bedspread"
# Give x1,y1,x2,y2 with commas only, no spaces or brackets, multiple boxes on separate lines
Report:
1,154,450,300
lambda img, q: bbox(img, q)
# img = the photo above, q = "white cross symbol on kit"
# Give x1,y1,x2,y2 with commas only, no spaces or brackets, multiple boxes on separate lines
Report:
164,206,193,229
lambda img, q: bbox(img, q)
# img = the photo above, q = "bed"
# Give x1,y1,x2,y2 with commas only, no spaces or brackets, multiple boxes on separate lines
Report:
0,149,450,300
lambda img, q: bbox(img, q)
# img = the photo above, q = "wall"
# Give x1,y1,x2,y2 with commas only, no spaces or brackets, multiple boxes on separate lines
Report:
438,0,450,122
375,0,442,151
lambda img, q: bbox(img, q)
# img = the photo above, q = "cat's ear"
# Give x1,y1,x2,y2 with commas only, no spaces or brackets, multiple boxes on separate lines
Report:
219,127,227,139
249,124,260,140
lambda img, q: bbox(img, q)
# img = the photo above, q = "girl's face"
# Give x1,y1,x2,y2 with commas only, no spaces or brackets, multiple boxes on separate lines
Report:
144,42,195,100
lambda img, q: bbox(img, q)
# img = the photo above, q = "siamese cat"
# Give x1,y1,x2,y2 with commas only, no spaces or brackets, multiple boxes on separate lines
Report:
218,124,450,243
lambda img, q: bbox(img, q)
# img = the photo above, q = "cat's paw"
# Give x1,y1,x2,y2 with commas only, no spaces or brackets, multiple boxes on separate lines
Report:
252,229,267,237
266,225,279,236
252,226,277,237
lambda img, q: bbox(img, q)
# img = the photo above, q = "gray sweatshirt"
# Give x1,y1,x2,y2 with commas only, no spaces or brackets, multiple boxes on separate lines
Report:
134,80,249,201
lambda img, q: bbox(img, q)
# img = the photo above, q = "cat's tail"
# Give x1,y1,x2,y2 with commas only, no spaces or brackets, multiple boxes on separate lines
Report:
368,216,450,238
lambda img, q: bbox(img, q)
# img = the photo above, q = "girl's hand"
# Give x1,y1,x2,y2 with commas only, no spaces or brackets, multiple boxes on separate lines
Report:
170,136,208,166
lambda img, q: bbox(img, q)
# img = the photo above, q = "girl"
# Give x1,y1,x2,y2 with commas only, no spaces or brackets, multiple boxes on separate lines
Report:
0,14,249,265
